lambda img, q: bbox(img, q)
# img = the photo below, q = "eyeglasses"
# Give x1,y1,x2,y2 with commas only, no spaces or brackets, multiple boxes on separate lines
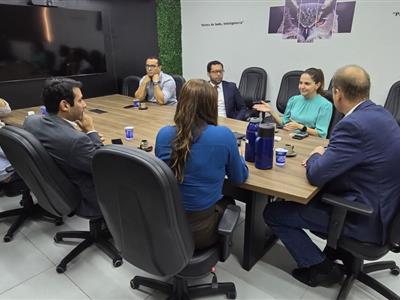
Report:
145,64,159,69
210,70,224,74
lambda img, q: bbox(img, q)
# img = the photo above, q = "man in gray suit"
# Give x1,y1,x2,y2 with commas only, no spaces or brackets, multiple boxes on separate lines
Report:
24,78,103,218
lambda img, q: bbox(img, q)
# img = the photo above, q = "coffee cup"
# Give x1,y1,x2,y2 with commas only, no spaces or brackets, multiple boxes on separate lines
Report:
124,126,134,140
139,102,147,110
133,99,140,109
275,148,288,167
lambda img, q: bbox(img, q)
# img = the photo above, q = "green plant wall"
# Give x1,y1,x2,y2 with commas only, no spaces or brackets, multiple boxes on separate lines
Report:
156,0,182,75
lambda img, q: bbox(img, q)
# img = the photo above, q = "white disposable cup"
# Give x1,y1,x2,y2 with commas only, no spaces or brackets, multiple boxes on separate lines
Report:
275,148,288,167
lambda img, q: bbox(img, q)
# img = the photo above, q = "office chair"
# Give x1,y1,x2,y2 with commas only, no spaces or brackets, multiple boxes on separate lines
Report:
315,193,400,300
171,74,186,100
93,146,241,299
238,67,267,120
0,169,62,242
324,90,344,139
384,80,400,125
121,75,141,97
276,70,303,113
0,126,122,273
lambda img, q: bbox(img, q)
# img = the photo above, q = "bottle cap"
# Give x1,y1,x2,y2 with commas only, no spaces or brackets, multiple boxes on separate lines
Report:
249,117,262,124
257,123,275,138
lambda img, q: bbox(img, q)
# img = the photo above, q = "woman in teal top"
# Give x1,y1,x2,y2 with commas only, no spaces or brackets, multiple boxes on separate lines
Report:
254,68,333,138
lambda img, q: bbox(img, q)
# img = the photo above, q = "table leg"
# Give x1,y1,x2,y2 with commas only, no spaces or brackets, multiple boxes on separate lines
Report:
223,183,278,271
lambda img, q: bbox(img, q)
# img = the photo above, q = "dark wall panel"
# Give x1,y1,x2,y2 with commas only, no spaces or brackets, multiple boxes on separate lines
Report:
0,0,158,108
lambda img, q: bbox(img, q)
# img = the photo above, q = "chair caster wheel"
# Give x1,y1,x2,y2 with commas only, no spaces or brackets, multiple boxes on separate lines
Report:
54,235,62,243
390,266,400,276
130,279,139,289
3,235,12,243
113,258,123,268
56,265,66,273
227,290,237,299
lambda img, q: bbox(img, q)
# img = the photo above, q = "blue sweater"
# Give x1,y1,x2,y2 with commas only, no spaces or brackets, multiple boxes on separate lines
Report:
155,125,249,211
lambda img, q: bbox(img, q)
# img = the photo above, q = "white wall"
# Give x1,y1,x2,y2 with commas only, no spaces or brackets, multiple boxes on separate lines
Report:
181,0,400,107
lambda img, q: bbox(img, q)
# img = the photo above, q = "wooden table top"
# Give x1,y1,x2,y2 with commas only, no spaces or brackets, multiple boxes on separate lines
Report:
3,94,328,204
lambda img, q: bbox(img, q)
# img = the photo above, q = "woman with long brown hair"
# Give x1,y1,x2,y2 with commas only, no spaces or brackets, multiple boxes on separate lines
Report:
155,79,248,250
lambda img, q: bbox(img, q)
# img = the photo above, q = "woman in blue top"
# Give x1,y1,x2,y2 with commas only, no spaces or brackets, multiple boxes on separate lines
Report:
155,79,248,250
254,68,333,138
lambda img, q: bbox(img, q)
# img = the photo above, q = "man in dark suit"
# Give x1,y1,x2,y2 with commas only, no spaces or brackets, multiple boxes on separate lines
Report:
23,78,103,218
207,60,247,120
264,65,400,287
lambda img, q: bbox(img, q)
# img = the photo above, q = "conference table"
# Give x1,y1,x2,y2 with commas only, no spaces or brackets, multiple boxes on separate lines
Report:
4,94,328,271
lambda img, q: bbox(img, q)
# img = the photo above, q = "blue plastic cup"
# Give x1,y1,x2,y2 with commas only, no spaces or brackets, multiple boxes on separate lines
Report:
133,99,139,109
124,126,134,140
275,148,288,167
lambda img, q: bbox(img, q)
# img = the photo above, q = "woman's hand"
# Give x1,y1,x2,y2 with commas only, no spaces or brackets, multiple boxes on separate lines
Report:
253,100,273,113
284,120,302,131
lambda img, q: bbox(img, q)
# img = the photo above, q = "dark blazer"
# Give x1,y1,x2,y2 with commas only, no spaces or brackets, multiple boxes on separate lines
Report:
222,81,247,121
23,114,103,218
306,100,400,244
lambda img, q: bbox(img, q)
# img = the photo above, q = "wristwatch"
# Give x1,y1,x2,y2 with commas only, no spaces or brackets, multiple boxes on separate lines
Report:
301,125,307,132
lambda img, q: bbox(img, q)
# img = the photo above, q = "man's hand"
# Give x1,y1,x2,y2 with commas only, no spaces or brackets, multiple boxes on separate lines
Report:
310,146,326,156
302,146,325,168
152,73,160,83
0,99,7,108
143,75,152,84
76,113,95,133
98,132,105,143
253,100,272,112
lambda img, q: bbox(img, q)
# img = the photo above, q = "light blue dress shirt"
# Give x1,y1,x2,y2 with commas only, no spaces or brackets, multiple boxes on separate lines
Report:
139,71,177,104
0,101,13,182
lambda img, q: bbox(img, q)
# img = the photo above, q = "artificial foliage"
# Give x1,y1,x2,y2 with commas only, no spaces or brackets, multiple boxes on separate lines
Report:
156,0,182,75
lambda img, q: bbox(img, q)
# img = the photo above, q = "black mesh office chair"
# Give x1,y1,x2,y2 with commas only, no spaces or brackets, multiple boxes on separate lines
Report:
315,193,400,300
0,126,122,273
92,146,241,299
324,90,344,139
122,75,141,97
276,70,303,113
384,80,400,125
0,170,62,242
171,74,186,100
238,67,267,120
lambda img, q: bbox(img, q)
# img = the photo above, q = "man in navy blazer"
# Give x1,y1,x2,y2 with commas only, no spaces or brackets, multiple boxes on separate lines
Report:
207,60,247,120
264,65,400,287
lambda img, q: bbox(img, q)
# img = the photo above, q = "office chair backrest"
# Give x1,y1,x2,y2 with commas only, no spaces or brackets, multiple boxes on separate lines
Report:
276,70,303,113
122,75,141,97
384,80,400,125
171,74,186,101
324,90,344,138
92,145,194,276
239,67,267,107
0,126,80,216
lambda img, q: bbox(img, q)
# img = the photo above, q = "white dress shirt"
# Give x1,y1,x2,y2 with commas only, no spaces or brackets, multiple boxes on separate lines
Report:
210,82,226,117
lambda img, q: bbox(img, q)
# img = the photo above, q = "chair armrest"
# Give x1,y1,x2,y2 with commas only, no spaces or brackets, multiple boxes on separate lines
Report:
218,204,241,236
321,193,373,216
321,193,374,249
217,204,241,262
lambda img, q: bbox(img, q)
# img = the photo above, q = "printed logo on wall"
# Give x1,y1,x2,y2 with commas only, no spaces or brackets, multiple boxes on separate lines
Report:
268,0,356,43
